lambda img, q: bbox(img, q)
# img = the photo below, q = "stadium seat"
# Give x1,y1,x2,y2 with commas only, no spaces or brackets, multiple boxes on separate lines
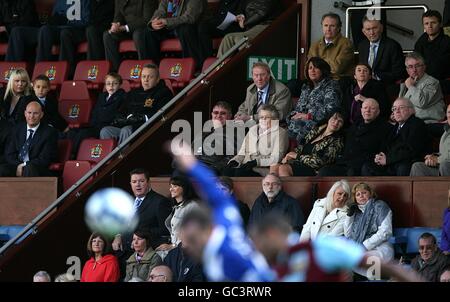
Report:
77,41,88,54
0,225,31,246
62,161,94,192
119,39,136,53
159,58,196,91
202,57,217,73
73,60,111,90
59,99,93,128
160,37,222,53
49,139,73,172
59,80,91,102
77,138,117,164
0,62,29,87
121,79,132,92
118,60,154,88
32,61,69,90
0,43,7,56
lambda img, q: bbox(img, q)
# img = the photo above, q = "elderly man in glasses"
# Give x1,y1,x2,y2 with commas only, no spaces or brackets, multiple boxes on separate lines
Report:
411,232,450,282
361,97,430,176
399,52,446,138
147,265,173,282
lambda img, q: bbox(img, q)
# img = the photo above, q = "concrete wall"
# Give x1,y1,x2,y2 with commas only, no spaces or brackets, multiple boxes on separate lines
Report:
311,0,444,50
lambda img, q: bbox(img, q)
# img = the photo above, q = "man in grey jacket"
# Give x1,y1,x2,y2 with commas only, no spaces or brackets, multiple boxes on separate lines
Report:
410,103,450,176
398,52,445,124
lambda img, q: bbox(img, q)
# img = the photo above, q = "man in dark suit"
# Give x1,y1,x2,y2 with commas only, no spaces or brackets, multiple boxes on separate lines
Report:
358,17,405,85
112,168,172,275
0,101,58,177
319,98,392,176
361,98,430,176
103,0,159,71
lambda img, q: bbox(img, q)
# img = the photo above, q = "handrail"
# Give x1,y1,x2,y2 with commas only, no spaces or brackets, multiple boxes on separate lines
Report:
334,1,415,36
343,4,428,38
0,37,249,256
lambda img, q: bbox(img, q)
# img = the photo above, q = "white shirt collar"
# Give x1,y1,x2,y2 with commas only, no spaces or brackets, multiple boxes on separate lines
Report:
27,123,40,133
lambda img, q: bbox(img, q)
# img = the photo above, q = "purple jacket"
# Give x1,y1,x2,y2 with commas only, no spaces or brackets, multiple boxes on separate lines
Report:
441,208,450,253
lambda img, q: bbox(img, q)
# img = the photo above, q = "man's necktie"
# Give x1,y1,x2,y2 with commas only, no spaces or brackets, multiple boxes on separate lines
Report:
368,44,376,68
252,90,264,115
18,129,34,162
133,198,143,211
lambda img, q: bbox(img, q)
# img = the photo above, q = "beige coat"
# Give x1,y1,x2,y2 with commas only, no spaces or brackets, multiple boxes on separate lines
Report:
230,123,288,176
299,198,347,241
308,33,354,79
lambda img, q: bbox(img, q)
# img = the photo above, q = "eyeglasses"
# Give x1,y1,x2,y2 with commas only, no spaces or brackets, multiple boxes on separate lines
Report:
263,182,281,187
406,64,424,70
391,105,410,112
148,274,166,281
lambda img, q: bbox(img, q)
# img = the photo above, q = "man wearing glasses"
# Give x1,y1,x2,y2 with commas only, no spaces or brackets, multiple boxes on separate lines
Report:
362,97,430,176
248,173,304,234
399,52,445,125
147,265,173,282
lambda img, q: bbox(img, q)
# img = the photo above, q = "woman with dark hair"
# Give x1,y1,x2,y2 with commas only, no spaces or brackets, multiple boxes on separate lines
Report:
343,63,389,124
286,57,342,144
272,111,345,176
80,232,120,282
124,230,162,282
156,176,200,254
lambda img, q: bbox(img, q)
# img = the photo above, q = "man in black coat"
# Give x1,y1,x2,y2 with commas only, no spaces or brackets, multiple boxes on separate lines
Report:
104,0,159,71
361,98,430,176
358,17,405,85
414,10,450,81
100,64,173,145
248,174,304,233
0,101,57,177
112,168,172,276
0,0,39,43
319,98,392,176
163,241,205,282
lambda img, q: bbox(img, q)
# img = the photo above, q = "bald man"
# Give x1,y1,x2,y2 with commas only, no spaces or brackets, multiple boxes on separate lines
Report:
319,98,392,176
0,101,58,177
147,265,173,282
361,98,430,176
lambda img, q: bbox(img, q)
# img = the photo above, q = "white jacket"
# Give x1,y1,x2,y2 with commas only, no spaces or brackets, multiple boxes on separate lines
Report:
299,198,347,241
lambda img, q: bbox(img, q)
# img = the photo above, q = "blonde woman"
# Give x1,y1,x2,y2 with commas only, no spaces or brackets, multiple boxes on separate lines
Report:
344,182,394,262
300,180,351,241
0,68,33,125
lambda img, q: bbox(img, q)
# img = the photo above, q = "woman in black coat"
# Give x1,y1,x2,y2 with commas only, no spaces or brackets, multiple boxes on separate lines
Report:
0,68,34,126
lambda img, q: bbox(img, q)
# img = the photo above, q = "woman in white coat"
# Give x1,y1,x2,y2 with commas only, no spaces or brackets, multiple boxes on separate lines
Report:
344,182,394,263
300,180,351,241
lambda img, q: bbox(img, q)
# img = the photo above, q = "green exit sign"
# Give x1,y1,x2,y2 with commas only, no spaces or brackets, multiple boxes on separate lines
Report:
247,56,297,83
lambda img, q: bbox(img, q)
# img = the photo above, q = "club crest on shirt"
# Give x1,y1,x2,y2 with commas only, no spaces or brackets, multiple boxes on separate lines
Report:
46,66,56,81
87,65,98,80
68,104,80,118
130,64,142,79
90,144,103,159
144,98,154,108
170,63,182,78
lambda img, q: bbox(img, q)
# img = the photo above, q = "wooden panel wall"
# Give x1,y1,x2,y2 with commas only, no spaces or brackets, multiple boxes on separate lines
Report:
0,177,58,225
